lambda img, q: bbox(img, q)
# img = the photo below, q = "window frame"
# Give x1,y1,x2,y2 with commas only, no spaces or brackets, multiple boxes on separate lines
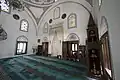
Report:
0,0,11,14
15,41,28,55
20,19,29,32
68,13,77,29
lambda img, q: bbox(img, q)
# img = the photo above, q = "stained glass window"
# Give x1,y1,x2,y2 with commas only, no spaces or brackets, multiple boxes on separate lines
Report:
20,19,29,32
0,0,10,13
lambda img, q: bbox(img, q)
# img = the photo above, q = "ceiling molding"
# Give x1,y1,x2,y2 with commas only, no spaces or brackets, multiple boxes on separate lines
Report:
23,0,55,8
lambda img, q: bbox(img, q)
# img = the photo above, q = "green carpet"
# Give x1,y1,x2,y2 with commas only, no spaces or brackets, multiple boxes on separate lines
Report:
0,55,88,80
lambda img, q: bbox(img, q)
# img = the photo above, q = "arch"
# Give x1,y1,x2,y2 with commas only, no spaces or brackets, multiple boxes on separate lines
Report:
38,0,92,30
43,37,48,42
66,33,80,41
100,16,114,79
17,35,28,42
24,7,38,36
68,13,77,29
100,16,109,37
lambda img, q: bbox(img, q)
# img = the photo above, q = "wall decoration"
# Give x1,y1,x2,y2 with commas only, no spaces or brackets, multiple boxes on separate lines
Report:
0,25,7,41
66,33,79,41
68,13,77,29
49,24,63,56
43,22,48,33
61,13,67,19
49,19,53,24
20,19,29,32
17,35,28,42
53,7,60,19
43,37,48,42
23,0,55,6
13,14,20,20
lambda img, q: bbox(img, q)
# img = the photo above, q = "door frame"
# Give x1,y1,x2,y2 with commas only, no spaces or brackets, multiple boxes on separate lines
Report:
15,41,28,55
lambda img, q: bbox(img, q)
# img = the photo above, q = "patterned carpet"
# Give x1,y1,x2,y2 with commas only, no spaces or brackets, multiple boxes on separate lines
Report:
0,55,88,80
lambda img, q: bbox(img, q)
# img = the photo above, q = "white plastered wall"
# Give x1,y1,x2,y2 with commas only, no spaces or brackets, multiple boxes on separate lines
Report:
38,1,90,56
0,10,37,58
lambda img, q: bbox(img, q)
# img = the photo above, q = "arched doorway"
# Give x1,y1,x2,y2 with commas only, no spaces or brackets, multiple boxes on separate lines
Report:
62,33,80,61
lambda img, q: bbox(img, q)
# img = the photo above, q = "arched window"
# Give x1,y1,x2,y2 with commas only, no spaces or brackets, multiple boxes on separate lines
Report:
16,35,28,55
20,19,29,32
53,7,60,19
43,22,48,33
0,0,10,13
68,13,77,29
99,0,102,8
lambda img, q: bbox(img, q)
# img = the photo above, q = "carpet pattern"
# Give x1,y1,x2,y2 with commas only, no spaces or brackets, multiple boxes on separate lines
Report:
0,55,88,80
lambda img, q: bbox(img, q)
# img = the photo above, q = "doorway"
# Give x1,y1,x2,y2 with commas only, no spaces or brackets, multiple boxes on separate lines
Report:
62,41,79,61
42,42,49,56
15,36,28,55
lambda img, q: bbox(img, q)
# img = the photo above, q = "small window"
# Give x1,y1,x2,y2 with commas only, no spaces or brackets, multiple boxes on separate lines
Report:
99,0,102,7
16,36,28,55
0,0,10,13
68,13,77,29
53,7,60,19
72,43,78,52
43,22,48,33
20,19,29,32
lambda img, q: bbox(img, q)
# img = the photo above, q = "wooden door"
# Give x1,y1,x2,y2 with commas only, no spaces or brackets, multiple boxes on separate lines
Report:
42,42,48,56
62,41,68,59
36,45,42,55
62,41,79,60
